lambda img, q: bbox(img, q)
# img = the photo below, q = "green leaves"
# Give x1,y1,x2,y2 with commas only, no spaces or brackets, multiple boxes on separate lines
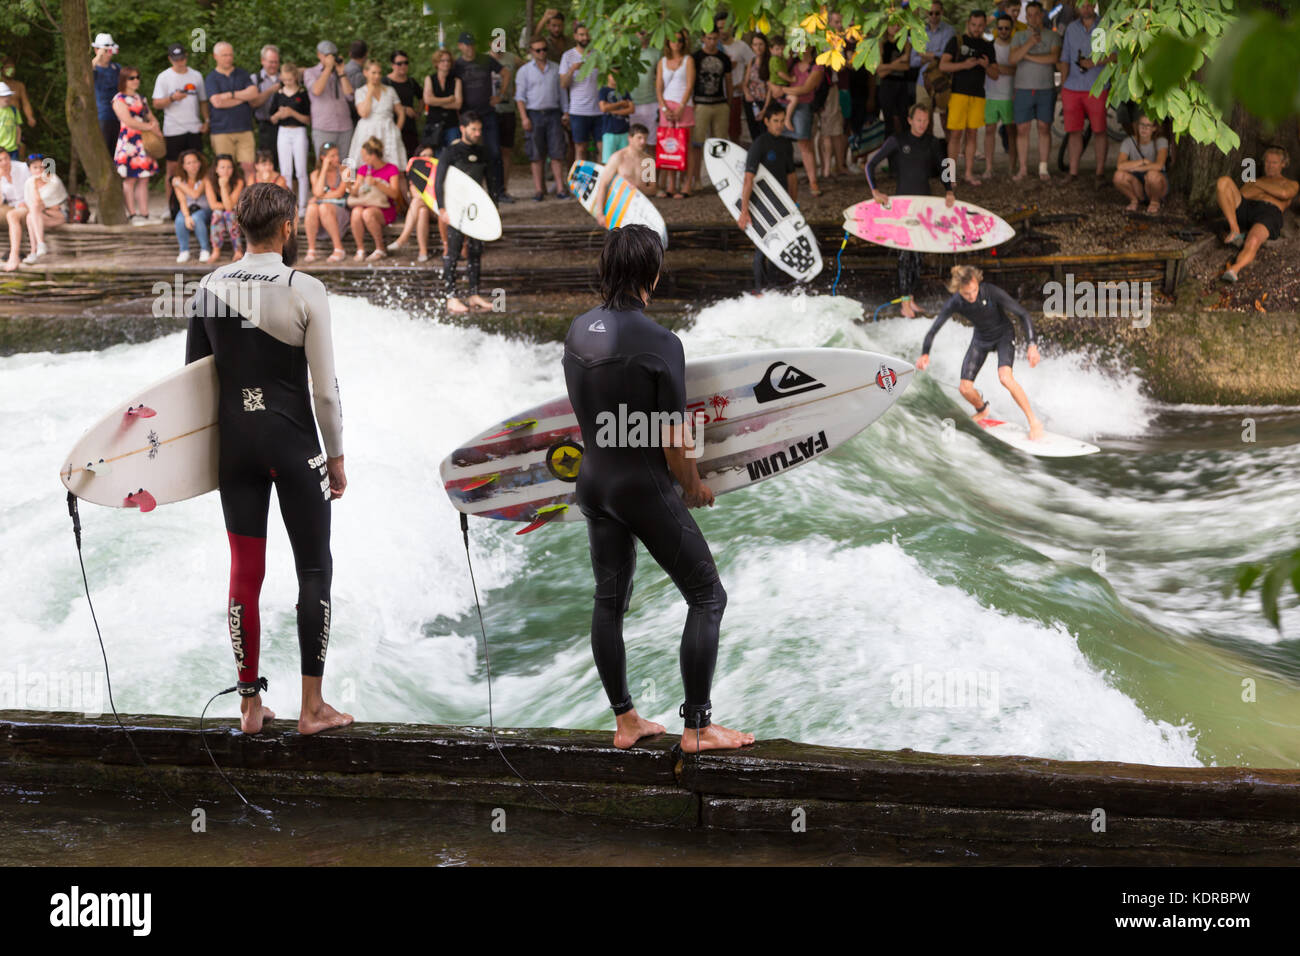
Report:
1142,30,1201,99
1234,551,1300,632
1203,13,1300,125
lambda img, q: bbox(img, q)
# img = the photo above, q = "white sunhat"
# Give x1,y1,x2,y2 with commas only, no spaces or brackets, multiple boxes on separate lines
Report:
93,33,119,51
0,82,12,97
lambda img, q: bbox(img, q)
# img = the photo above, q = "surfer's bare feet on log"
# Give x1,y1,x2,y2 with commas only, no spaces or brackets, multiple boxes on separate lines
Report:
1028,417,1045,440
613,709,665,749
468,294,494,312
299,700,353,735
239,696,275,734
447,296,470,314
680,722,755,752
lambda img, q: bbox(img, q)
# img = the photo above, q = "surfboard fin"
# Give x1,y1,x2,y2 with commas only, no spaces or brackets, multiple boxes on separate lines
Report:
483,418,538,439
123,489,157,513
516,503,568,535
125,405,157,420
461,473,499,491
86,459,111,476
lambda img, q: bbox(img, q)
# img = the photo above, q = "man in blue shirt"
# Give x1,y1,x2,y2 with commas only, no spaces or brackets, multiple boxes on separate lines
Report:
1059,1,1115,179
515,37,570,200
206,41,259,179
91,33,121,155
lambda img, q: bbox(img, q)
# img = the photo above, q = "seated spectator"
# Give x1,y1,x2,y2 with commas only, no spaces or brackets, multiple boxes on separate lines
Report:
171,148,212,263
1,149,32,271
204,153,245,264
1113,114,1168,215
304,141,350,263
1216,146,1298,283
112,66,161,224
19,153,67,265
252,148,287,187
388,144,437,262
348,136,401,261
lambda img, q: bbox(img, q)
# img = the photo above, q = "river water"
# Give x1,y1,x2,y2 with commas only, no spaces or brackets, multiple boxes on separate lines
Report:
4,292,1299,770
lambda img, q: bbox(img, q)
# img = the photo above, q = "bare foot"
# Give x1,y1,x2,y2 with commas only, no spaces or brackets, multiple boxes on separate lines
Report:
964,175,983,187
900,302,920,318
1028,418,1046,440
1012,169,1027,182
679,722,755,753
239,695,276,734
298,700,353,735
468,294,494,311
613,709,666,749
1,259,16,272
1125,200,1139,212
446,296,470,313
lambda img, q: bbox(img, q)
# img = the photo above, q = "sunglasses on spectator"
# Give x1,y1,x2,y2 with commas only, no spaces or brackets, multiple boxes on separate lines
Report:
394,59,409,65
532,46,546,53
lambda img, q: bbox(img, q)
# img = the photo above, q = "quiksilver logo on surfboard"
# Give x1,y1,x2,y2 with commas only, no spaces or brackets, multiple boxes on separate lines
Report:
746,431,829,481
754,361,824,403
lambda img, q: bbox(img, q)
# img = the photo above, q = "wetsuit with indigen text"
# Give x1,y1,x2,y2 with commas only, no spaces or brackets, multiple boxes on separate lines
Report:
563,304,726,730
922,281,1035,381
185,251,342,696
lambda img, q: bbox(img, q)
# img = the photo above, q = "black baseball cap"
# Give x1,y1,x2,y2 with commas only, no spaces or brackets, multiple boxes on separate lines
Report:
168,44,186,59
458,32,474,45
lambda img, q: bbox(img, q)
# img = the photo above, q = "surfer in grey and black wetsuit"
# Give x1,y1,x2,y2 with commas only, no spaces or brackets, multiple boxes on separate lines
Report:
916,263,1045,440
563,225,755,753
867,102,955,319
185,182,353,735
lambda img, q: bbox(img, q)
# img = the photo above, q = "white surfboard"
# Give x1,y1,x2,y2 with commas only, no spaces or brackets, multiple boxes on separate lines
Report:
843,195,1015,253
975,415,1100,457
60,356,220,512
441,347,912,532
567,160,668,248
703,138,822,283
444,165,501,242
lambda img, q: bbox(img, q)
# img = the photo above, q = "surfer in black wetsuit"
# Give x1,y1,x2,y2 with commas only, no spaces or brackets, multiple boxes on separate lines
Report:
185,182,353,735
916,263,1045,439
563,225,755,753
866,103,955,318
738,103,798,295
435,110,494,314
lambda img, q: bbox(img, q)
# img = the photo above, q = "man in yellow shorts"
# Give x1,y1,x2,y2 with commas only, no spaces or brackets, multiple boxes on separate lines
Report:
939,9,994,186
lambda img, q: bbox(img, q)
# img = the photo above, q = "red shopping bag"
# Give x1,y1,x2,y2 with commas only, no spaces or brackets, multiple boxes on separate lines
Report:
655,124,688,171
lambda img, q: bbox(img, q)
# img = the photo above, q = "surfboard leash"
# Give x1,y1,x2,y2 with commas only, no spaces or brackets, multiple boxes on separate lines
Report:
66,491,266,825
831,231,850,296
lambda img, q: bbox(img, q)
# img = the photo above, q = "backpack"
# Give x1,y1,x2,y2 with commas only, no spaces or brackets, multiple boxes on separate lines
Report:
65,194,91,223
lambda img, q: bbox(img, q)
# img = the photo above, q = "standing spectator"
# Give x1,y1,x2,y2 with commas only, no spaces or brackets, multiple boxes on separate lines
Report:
939,10,994,186
305,41,356,161
345,41,369,92
350,59,406,170
912,2,955,135
628,31,661,151
877,23,916,138
304,142,350,263
561,24,602,165
18,153,67,264
1,57,37,140
1060,1,1115,180
1010,1,1061,181
742,33,772,142
91,33,121,155
490,44,522,202
1113,113,1168,214
535,9,571,64
385,50,422,164
112,67,160,224
816,10,850,177
983,13,1018,179
205,154,244,264
597,74,634,163
269,62,312,214
770,47,824,197
716,11,754,144
656,30,694,199
689,30,731,193
0,83,21,158
348,136,400,261
250,45,284,163
423,49,462,150
515,37,569,201
205,41,258,180
453,33,507,202
171,149,211,263
0,149,31,271
152,44,209,211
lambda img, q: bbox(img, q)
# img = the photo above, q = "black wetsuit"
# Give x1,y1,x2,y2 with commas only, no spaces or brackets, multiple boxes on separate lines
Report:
563,304,726,730
435,138,490,297
743,131,797,292
867,130,950,302
922,281,1036,381
185,252,343,696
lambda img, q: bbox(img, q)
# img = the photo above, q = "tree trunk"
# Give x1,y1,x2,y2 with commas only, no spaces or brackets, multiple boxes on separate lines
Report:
525,0,536,45
1173,103,1300,215
62,0,126,225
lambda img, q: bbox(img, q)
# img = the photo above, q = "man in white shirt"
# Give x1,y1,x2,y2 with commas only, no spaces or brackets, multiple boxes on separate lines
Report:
560,24,601,164
152,43,209,208
715,11,754,143
0,148,31,272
